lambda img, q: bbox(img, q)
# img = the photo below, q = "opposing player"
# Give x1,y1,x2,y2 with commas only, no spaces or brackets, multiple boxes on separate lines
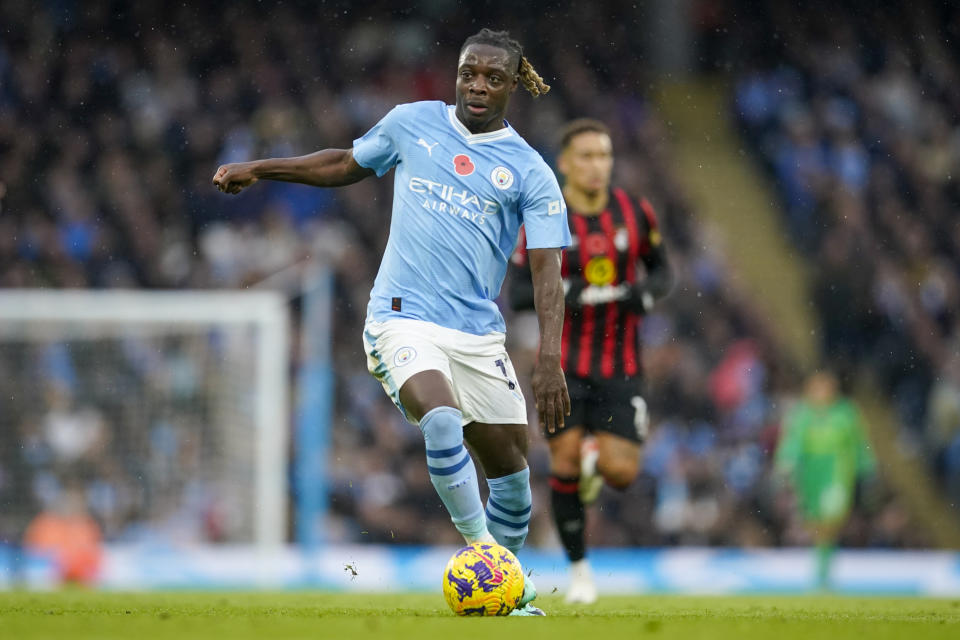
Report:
509,119,672,603
213,29,569,615
775,371,877,590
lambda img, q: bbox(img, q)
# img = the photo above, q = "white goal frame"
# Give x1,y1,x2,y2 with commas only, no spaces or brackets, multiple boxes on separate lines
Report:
0,289,290,549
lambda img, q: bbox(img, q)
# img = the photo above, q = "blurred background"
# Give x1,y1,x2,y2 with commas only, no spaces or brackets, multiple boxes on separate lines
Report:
1,0,959,593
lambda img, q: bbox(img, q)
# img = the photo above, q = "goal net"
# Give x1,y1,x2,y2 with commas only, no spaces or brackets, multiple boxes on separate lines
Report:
0,290,290,549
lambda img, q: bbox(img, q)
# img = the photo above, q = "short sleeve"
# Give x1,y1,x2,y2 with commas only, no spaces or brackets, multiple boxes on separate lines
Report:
520,161,571,250
352,106,403,177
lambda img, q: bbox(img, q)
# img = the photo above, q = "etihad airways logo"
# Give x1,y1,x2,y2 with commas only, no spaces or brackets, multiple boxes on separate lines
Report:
408,176,500,225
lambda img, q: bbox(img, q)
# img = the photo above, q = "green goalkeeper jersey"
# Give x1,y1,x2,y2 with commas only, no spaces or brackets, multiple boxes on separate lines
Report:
775,399,876,520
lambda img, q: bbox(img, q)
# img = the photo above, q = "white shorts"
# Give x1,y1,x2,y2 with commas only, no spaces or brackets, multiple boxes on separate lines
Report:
362,318,527,426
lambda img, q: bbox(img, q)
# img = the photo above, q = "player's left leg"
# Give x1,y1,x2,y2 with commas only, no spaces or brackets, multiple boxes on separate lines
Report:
463,422,544,616
443,332,531,554
444,330,543,614
463,421,530,553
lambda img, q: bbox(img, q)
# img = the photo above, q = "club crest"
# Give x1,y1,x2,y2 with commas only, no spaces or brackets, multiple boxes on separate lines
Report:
394,346,417,367
490,166,514,190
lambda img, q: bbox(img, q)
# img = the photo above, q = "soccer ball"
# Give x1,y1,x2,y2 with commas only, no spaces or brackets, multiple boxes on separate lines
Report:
442,542,525,616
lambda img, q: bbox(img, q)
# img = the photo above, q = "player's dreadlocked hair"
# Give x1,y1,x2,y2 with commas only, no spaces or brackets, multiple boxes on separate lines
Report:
461,29,551,97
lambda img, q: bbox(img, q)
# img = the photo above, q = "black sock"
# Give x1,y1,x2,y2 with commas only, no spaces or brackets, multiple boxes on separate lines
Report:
550,474,586,562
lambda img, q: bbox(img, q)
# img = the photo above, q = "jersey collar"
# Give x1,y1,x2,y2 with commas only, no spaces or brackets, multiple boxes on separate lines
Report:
447,105,514,145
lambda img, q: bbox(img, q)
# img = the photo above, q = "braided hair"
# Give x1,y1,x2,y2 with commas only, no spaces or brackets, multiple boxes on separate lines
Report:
460,29,551,97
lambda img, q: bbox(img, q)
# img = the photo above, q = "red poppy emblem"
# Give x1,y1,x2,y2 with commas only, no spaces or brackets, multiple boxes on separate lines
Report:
453,154,475,176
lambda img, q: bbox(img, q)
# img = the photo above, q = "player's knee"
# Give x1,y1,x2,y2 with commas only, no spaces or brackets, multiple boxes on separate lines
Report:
419,406,464,451
548,433,581,478
548,444,580,478
484,451,527,478
475,437,527,478
600,459,638,491
549,456,580,478
464,424,528,478
501,442,528,475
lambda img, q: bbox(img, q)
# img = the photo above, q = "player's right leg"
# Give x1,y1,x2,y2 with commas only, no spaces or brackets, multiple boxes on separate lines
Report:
462,422,544,616
806,484,850,591
461,421,530,553
363,319,493,545
542,375,596,603
547,425,598,604
441,330,543,615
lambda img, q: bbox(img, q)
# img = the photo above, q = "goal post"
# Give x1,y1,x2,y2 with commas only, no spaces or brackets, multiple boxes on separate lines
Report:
0,289,290,549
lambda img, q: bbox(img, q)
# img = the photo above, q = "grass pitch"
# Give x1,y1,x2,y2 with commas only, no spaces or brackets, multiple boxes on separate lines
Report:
1,592,958,640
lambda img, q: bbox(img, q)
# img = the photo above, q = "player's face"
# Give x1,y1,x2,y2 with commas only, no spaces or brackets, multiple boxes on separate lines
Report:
455,44,518,134
807,372,838,407
559,131,614,196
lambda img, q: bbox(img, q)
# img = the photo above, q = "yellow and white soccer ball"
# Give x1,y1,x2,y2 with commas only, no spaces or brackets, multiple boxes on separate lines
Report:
442,542,525,616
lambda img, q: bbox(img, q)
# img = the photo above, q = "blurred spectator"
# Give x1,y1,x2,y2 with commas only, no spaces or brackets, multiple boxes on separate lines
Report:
24,482,103,585
41,387,106,467
927,354,960,503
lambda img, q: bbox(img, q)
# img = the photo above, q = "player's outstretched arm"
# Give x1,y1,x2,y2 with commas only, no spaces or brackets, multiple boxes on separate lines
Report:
213,149,375,194
528,247,571,434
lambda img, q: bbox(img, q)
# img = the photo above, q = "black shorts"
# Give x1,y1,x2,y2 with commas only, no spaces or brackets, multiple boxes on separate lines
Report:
547,375,649,443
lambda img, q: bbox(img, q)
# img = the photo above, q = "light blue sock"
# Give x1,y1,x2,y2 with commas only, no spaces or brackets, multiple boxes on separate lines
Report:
485,467,532,554
419,406,491,543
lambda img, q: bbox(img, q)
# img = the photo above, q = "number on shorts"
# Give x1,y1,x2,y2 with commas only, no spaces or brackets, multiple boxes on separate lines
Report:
631,396,649,440
494,358,517,390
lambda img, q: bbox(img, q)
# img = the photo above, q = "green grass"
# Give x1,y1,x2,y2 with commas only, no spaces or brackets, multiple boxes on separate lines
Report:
1,592,958,640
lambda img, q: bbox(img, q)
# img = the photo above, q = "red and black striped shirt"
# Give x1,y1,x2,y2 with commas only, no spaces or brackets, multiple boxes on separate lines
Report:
512,188,662,380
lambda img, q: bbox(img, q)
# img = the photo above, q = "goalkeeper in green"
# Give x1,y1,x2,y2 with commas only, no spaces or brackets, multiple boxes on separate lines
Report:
775,371,877,589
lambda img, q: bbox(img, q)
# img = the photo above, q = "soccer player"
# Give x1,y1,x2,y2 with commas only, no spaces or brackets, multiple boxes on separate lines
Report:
509,118,672,604
213,29,570,615
775,371,877,590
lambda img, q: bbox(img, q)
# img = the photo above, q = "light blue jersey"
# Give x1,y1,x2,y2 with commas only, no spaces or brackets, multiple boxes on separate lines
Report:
353,101,570,336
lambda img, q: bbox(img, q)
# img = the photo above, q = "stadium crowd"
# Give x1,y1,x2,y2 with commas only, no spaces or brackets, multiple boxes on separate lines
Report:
0,1,923,551
731,0,960,506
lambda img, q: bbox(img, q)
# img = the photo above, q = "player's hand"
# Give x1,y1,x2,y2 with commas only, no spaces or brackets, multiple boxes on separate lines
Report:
531,354,570,434
213,162,259,194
